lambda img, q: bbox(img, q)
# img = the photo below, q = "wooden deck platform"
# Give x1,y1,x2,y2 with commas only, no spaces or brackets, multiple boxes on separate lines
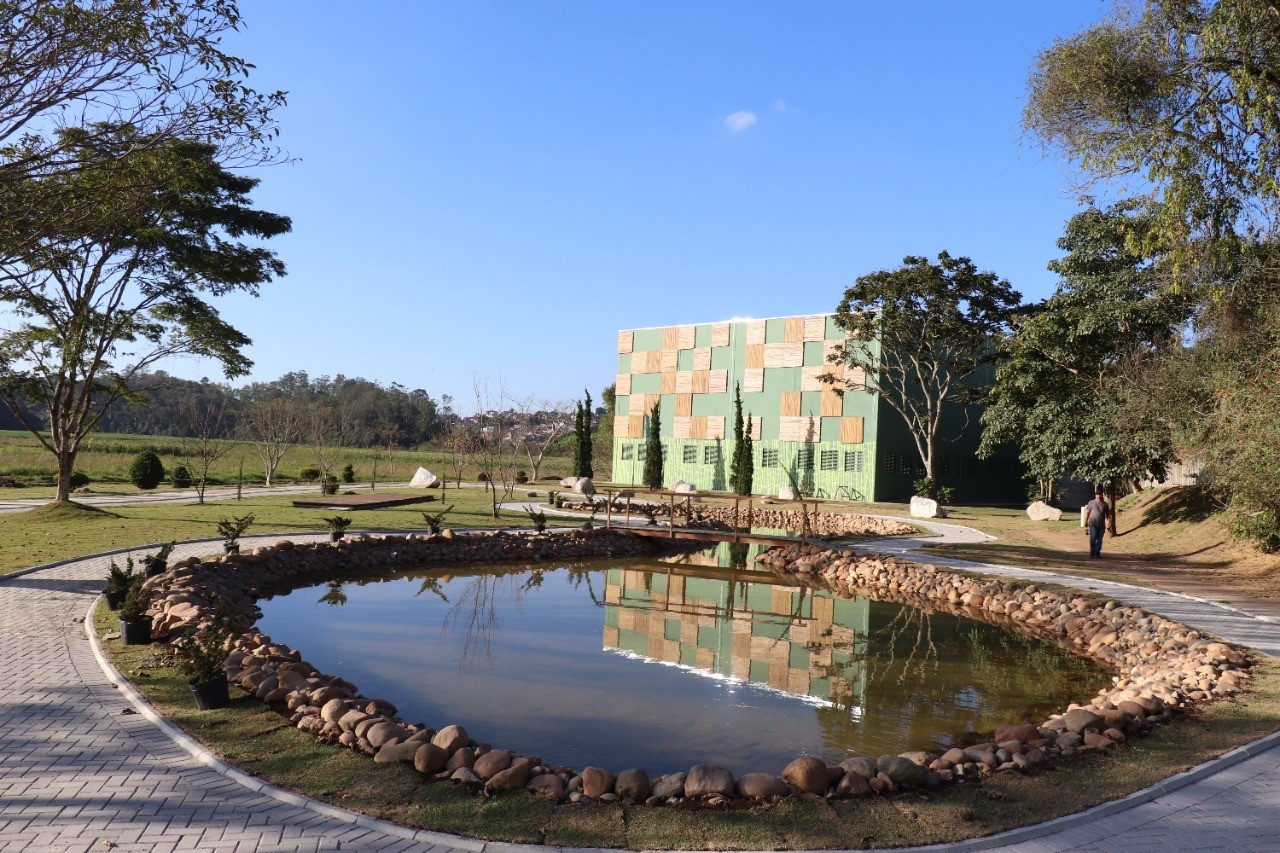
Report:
623,526,803,548
290,492,435,510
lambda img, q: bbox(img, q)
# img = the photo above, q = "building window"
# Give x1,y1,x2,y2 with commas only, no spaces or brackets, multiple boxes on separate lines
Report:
820,450,838,471
844,450,863,473
704,445,720,465
796,448,814,470
761,448,779,468
682,445,697,464
621,445,634,461
661,443,668,460
638,445,646,462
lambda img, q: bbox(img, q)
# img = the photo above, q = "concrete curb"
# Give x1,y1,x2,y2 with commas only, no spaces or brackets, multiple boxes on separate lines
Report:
70,534,1280,852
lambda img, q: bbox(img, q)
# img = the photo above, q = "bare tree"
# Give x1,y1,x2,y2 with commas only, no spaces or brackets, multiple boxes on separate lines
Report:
239,398,302,487
471,378,519,520
306,401,355,494
177,397,230,505
512,397,573,483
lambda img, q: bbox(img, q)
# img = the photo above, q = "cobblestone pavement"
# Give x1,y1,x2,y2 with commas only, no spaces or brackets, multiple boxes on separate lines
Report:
1,529,1277,852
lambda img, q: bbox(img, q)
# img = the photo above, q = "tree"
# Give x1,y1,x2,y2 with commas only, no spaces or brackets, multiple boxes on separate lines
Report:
979,206,1190,530
642,401,663,490
239,398,303,487
177,396,230,505
728,383,753,495
573,389,594,479
513,397,573,483
827,252,1021,480
0,0,284,261
0,129,289,501
1025,0,1280,259
306,401,355,495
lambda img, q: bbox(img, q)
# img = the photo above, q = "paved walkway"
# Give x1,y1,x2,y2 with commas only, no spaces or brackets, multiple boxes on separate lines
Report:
1,527,1277,852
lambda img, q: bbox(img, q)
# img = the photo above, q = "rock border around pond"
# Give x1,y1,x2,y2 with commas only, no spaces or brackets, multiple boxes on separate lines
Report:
135,529,1255,810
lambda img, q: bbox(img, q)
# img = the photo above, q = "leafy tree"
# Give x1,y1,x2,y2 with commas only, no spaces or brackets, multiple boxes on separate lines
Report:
980,206,1190,529
0,0,284,261
642,401,663,490
128,450,165,490
728,383,753,495
1025,0,1280,262
828,252,1020,480
574,389,594,479
0,129,290,501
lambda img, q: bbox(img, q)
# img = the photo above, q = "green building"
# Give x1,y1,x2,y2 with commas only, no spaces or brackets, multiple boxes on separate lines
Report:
610,313,1022,503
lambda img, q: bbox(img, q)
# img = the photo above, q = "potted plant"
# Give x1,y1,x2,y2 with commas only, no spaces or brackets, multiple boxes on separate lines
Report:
118,577,153,645
323,515,352,541
546,490,559,507
523,505,547,533
322,475,339,496
420,505,454,535
171,614,234,711
104,557,137,610
142,541,176,578
215,513,255,554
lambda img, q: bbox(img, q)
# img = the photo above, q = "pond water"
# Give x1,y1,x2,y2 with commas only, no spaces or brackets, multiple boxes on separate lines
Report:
257,545,1108,775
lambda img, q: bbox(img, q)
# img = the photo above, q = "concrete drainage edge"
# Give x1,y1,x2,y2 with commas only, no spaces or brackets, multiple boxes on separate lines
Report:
76,542,1280,853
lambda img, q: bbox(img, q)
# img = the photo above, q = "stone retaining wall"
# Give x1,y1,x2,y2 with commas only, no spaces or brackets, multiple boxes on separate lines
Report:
558,502,917,539
135,530,1255,810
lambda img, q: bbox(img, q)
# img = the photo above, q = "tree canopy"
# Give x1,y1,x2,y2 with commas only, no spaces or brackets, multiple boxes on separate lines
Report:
0,128,289,500
829,251,1020,480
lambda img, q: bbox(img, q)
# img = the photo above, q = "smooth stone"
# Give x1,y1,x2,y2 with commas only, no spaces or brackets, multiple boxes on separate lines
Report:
840,757,877,779
1027,500,1063,521
940,748,968,765
1063,708,1103,735
876,755,926,789
450,767,482,785
994,723,1040,743
445,746,475,771
581,767,616,799
781,756,828,794
413,743,448,774
836,772,872,797
685,765,734,798
432,724,469,755
486,759,531,791
651,773,686,799
615,768,650,801
337,710,369,732
736,773,790,799
365,722,409,748
473,749,514,780
373,742,418,764
527,774,567,802
319,698,347,723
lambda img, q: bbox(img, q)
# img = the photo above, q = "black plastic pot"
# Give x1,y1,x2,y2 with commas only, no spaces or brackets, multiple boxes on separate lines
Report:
120,618,151,645
223,543,240,555
104,589,125,610
189,676,230,711
330,531,344,542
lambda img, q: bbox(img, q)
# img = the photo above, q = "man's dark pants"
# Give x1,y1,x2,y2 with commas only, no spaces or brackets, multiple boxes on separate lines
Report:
1089,523,1105,557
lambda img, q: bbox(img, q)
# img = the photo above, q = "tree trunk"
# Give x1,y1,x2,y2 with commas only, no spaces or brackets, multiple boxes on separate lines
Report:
264,462,275,487
55,451,76,502
1107,484,1118,536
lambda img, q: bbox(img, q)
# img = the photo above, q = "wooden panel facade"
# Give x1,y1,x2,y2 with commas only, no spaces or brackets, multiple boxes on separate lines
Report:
747,319,767,345
779,416,819,442
675,371,693,394
841,416,865,443
801,365,825,392
661,371,676,394
675,393,693,417
708,369,728,394
692,347,711,371
661,350,678,374
705,416,726,440
692,370,710,394
662,326,680,351
745,344,764,369
763,342,804,368
821,388,844,417
743,368,764,393
784,317,805,343
710,323,730,347
616,374,631,395
677,325,696,349
780,391,802,417
617,330,634,353
803,315,827,341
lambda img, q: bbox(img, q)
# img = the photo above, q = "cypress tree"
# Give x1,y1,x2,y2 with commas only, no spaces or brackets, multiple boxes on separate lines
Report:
642,401,663,489
570,401,584,477
580,389,594,479
729,384,754,495
741,411,754,495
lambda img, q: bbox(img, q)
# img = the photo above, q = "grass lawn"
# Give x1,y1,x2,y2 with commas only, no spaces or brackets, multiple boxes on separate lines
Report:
93,596,1280,849
0,486,554,574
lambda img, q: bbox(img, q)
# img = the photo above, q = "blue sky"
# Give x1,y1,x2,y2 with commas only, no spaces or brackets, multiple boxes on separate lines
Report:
181,1,1108,409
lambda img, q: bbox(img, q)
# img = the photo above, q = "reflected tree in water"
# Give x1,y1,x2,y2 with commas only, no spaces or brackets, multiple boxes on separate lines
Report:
318,582,347,607
415,577,448,602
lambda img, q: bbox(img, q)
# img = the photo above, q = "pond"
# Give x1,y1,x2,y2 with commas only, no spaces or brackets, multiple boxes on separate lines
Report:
257,544,1108,775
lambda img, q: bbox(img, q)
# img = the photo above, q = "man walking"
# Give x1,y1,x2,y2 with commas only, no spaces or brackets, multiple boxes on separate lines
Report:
1085,488,1111,558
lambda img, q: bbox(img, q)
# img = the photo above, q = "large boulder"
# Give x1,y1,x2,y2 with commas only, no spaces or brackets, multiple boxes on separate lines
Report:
431,724,469,755
472,749,513,780
413,743,448,774
581,766,616,799
615,768,651,800
527,774,567,801
574,477,596,496
736,773,789,799
672,480,698,495
485,759,531,792
685,765,734,798
778,485,800,500
910,496,948,518
409,467,439,488
651,772,687,799
781,756,828,794
1027,500,1064,522
1063,708,1104,735
560,476,583,489
876,755,927,789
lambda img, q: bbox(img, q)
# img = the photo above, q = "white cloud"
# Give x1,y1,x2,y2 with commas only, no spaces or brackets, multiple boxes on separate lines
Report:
724,110,757,133
773,100,787,112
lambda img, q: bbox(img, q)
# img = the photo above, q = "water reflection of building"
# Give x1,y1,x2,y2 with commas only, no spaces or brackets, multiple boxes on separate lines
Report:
602,544,869,710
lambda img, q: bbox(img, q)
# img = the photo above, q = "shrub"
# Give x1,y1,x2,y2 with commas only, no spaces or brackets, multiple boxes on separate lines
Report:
171,613,233,684
523,505,547,532
171,465,193,488
215,514,255,547
515,470,529,484
341,463,355,483
322,515,352,534
142,542,175,577
912,476,954,505
129,451,166,490
299,468,321,483
477,472,489,482
69,471,90,490
117,577,151,623
105,557,138,599
322,475,339,495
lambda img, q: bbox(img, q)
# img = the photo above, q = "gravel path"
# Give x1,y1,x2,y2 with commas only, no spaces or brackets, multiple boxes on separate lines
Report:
1,522,1277,852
